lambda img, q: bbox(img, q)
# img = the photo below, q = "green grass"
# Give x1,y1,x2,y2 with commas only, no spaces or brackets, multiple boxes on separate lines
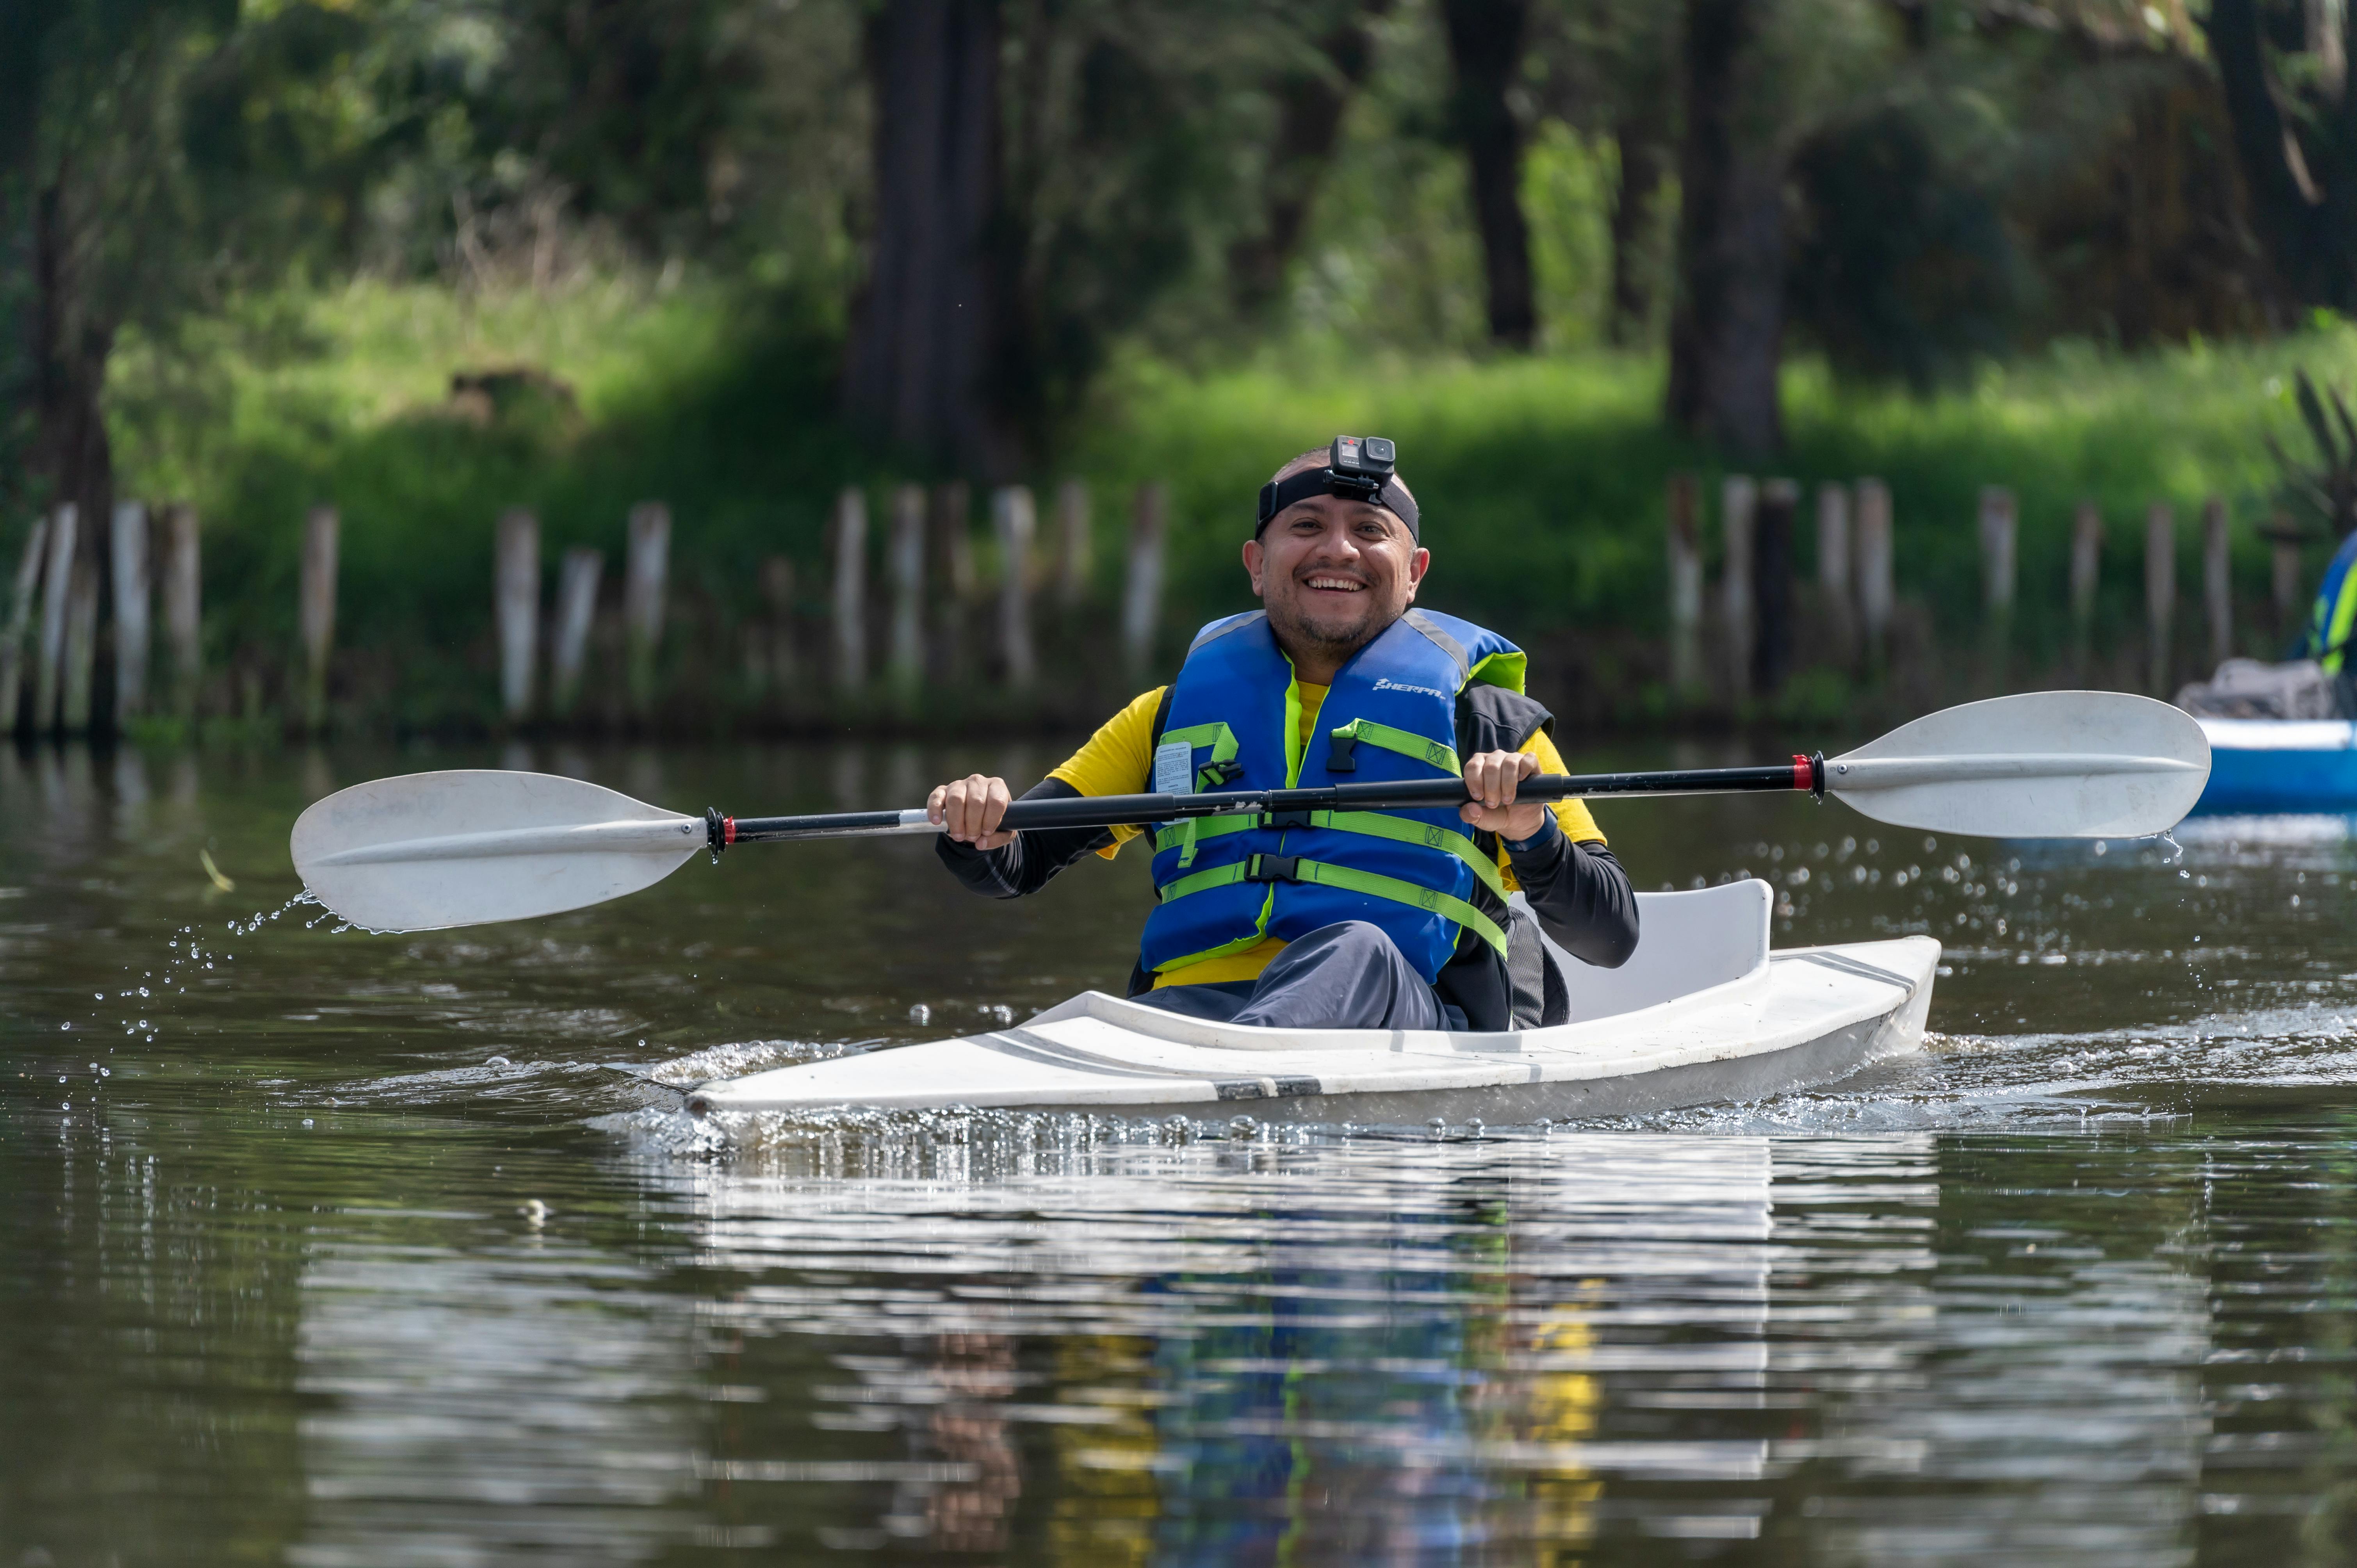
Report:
73,276,2357,730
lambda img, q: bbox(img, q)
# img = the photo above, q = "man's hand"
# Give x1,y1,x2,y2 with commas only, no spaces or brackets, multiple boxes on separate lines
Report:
1459,750,1549,843
929,774,1017,851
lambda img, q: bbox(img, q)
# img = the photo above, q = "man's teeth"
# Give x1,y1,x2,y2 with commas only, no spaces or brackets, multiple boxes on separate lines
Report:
1306,577,1365,591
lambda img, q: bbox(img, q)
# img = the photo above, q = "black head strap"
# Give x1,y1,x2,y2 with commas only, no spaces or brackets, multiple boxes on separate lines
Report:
1255,469,1420,540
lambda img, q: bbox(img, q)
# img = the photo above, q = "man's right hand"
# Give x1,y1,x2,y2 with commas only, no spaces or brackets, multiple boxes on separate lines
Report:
928,774,1017,851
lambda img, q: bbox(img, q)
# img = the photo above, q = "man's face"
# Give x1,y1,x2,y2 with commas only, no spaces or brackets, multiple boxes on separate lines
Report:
1243,490,1429,660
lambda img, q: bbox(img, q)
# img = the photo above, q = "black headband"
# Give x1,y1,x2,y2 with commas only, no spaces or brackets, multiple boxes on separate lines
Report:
1255,468,1420,540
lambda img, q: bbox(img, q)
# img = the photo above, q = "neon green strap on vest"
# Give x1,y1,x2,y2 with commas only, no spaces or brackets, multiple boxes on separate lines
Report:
1157,722,1240,866
1329,717,1460,775
1153,810,1507,901
1155,853,1509,959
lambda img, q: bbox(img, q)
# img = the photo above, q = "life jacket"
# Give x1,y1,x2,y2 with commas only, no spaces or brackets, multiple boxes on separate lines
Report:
1138,607,1529,984
2312,530,2357,674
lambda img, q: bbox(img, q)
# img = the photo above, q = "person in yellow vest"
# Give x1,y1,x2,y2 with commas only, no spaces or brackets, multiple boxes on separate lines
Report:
929,439,1637,1032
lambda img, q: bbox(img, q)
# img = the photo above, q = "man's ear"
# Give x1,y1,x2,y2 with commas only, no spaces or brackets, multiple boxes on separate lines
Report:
1403,545,1430,601
1242,537,1267,598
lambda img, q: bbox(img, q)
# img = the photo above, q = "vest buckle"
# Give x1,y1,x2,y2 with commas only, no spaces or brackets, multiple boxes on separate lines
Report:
1260,809,1312,829
1246,853,1300,884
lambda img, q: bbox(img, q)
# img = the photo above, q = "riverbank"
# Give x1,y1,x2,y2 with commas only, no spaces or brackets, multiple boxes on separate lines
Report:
69,277,2357,737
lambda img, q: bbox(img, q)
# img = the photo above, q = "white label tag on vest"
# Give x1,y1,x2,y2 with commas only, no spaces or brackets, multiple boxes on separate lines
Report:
1153,740,1194,795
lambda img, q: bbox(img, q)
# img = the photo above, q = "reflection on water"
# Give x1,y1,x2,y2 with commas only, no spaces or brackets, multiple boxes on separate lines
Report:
9,738,2357,1563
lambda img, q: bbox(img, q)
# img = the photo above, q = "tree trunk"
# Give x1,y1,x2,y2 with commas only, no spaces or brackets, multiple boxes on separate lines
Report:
842,0,1020,479
1440,0,1536,350
1608,117,1668,347
31,168,116,628
1666,0,1785,457
1227,8,1382,319
2202,0,2357,311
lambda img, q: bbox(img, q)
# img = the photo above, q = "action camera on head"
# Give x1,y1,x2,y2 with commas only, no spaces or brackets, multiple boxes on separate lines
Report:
1255,435,1420,540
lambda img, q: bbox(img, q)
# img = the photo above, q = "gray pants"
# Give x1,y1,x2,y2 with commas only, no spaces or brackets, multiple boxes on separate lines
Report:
1131,920,1458,1031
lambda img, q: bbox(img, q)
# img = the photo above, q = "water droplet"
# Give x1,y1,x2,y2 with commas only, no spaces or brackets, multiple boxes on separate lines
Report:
908,1003,932,1026
485,1056,510,1068
301,1118,315,1128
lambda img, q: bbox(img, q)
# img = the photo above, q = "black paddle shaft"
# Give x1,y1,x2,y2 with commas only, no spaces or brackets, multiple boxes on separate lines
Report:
712,754,1826,849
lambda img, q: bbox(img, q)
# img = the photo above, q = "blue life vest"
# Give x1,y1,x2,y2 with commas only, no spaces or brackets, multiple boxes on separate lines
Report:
1138,608,1528,984
2311,530,2357,673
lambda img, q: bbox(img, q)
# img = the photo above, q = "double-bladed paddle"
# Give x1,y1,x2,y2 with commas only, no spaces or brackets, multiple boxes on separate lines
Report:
290,690,2210,933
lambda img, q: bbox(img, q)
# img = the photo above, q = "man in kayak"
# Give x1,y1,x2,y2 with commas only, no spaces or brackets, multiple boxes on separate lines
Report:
928,438,1637,1032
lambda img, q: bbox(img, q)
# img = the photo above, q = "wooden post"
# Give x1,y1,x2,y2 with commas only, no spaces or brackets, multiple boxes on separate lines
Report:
993,485,1037,691
2145,502,2176,697
2202,496,2232,669
299,505,338,731
62,560,98,734
888,484,926,701
1123,481,1168,682
549,547,601,718
2270,511,2305,643
495,507,539,722
110,501,150,725
1056,479,1092,608
931,482,974,682
1721,475,1756,699
1855,479,1893,670
1,515,50,733
2069,500,2102,681
1979,486,2016,690
759,556,796,695
36,503,77,732
624,501,670,715
1814,482,1853,667
1753,479,1797,696
1666,474,1703,700
162,504,201,721
831,486,867,694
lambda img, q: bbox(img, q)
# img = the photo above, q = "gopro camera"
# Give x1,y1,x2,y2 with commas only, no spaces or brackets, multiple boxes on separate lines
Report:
1329,435,1395,502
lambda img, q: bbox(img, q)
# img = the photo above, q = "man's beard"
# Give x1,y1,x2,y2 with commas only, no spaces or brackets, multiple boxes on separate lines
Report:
1267,594,1390,661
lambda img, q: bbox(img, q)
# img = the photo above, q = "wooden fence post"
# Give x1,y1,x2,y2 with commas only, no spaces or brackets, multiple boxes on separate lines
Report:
299,505,339,732
2,515,50,733
1720,475,1756,699
111,501,150,726
495,507,539,722
1666,474,1703,700
1979,486,2016,690
830,487,867,694
2070,501,2102,681
931,482,973,682
2268,511,2305,643
759,556,796,697
1123,481,1167,683
1855,479,1892,671
993,485,1037,691
1056,479,1092,608
550,547,600,719
162,504,201,721
36,503,77,732
62,561,98,734
624,501,670,716
2146,502,2176,697
1753,479,1797,696
2202,496,2232,669
889,484,926,701
1815,482,1853,668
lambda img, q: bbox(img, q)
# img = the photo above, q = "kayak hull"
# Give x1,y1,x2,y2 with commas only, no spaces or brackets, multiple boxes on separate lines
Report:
691,882,1940,1125
2193,719,2357,813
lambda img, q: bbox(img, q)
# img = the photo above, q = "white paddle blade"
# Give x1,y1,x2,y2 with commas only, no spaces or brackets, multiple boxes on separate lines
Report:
290,771,704,931
1826,691,2211,839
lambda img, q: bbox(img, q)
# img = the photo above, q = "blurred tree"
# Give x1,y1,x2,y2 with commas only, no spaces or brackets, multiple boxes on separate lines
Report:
1441,0,1536,349
2204,0,2357,314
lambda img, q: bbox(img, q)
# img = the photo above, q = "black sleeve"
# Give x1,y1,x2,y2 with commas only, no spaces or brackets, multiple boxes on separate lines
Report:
933,778,1119,899
1507,822,1639,968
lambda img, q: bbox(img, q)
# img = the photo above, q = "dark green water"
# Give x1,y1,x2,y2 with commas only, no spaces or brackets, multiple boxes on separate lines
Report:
8,739,2357,1565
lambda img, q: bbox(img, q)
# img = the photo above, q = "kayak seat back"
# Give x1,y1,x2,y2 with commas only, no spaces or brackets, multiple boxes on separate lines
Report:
1523,879,1771,1024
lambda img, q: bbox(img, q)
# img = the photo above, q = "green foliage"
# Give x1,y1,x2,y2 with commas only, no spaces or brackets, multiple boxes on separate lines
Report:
2264,367,2357,540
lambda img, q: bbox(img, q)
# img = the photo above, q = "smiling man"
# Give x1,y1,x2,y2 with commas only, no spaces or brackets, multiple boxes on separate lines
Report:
929,438,1637,1032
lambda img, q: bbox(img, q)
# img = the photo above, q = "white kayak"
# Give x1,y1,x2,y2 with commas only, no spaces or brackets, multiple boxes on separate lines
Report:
689,881,1939,1125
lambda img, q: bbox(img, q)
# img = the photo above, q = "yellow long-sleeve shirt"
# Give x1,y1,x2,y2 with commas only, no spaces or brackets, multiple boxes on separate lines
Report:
1048,682,1603,987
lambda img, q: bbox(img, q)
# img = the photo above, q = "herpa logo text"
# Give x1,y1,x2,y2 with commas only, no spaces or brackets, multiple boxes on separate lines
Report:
1370,676,1447,699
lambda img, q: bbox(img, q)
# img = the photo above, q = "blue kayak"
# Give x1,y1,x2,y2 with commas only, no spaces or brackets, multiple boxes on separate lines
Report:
2193,718,2357,813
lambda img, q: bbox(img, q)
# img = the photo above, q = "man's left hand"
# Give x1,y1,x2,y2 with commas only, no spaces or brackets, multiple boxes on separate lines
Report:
1460,750,1549,843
